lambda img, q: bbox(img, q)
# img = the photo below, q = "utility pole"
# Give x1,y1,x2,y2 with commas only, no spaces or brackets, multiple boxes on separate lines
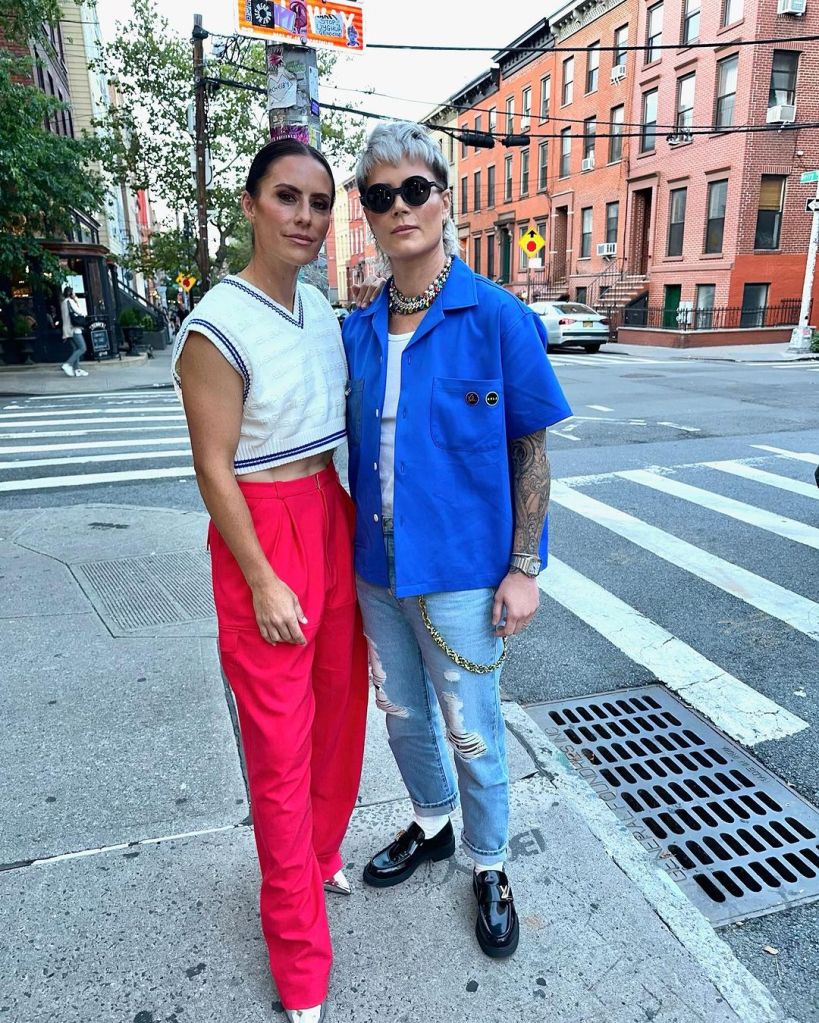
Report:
265,42,327,293
788,173,819,354
192,14,210,296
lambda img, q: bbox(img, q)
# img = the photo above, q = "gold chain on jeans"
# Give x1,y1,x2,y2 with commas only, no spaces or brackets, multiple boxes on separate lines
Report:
416,596,507,675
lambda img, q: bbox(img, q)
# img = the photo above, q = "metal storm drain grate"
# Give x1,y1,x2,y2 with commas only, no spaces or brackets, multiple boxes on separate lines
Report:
526,685,819,926
74,549,215,634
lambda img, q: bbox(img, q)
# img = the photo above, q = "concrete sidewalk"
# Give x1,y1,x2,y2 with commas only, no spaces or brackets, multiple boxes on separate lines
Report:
0,503,800,1023
605,340,819,363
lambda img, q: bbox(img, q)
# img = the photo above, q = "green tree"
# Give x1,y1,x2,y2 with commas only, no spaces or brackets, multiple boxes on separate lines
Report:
93,0,365,283
0,0,103,285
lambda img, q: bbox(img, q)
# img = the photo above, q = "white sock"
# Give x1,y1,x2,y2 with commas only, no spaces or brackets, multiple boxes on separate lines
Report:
413,811,449,838
474,860,504,874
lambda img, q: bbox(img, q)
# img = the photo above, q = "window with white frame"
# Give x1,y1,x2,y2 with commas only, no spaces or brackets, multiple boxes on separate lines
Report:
562,56,574,105
540,76,551,119
538,141,548,190
722,0,743,27
682,0,700,44
645,3,663,64
613,25,628,67
559,127,571,177
521,87,531,131
640,89,658,152
505,96,515,134
609,105,624,162
520,149,530,194
676,73,695,131
586,43,600,93
715,54,738,128
504,154,513,200
580,207,593,258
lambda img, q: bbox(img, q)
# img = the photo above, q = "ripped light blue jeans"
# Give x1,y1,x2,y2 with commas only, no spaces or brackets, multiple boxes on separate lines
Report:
356,528,509,865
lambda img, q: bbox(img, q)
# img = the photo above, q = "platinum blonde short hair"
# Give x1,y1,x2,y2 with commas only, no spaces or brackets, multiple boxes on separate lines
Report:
355,121,457,261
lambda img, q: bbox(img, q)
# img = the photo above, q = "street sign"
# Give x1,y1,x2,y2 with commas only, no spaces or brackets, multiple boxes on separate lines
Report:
519,227,545,258
178,275,197,293
236,0,365,51
806,198,819,213
800,170,819,183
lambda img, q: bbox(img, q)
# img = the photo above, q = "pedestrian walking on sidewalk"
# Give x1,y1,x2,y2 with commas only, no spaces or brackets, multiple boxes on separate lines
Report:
59,286,88,377
343,122,571,958
172,139,380,1023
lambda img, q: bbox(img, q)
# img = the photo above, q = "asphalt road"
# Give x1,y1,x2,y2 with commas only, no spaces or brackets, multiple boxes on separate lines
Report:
1,349,818,1020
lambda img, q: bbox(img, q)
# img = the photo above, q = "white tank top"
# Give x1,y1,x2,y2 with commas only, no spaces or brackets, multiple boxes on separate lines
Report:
379,331,413,517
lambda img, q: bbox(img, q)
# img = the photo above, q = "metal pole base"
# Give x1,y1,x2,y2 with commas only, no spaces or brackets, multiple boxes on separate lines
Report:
786,324,814,356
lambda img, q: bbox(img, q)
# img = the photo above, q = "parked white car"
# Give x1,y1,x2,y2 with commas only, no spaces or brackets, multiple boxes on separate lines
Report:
529,301,612,353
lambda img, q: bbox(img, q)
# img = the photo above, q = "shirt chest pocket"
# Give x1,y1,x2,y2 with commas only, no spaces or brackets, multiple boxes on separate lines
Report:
430,377,504,452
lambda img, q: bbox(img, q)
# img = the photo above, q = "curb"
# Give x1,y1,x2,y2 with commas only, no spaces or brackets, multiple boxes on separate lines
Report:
502,703,800,1023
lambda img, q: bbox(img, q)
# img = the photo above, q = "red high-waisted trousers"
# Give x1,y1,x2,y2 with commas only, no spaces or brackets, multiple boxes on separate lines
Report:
209,464,368,1009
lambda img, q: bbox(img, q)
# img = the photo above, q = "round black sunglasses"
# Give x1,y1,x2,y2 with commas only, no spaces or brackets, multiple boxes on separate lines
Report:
360,175,448,215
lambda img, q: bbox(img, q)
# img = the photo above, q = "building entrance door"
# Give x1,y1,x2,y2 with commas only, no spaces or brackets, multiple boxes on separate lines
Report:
500,228,511,284
630,189,653,275
663,284,681,328
552,208,568,286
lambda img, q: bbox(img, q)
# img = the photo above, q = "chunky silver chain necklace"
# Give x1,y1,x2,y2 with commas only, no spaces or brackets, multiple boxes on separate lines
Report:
389,256,453,315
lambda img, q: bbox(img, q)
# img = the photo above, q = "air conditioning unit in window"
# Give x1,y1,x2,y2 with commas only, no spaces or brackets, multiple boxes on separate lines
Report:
766,103,797,123
581,155,595,172
597,242,617,258
778,0,806,14
610,64,626,83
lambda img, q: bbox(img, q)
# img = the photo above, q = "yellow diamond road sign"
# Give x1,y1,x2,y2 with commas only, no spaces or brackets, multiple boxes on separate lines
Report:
519,227,545,258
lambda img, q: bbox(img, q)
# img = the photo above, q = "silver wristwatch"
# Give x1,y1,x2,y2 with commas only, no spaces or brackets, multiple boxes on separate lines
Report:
509,553,542,577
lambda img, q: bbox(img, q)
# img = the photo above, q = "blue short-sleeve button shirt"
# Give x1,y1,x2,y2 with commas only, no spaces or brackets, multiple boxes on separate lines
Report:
342,257,571,597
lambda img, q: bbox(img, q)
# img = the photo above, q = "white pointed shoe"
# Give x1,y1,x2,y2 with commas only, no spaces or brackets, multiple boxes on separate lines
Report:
60,363,74,376
322,869,351,896
74,367,89,376
285,1004,327,1022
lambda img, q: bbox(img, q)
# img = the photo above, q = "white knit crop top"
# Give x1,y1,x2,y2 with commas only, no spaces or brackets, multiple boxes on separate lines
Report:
171,276,347,474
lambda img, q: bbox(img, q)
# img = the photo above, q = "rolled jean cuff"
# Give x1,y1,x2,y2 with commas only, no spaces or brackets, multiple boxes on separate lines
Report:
462,833,509,866
412,795,459,815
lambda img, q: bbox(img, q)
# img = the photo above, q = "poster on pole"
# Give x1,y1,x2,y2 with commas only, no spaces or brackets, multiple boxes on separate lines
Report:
236,0,365,51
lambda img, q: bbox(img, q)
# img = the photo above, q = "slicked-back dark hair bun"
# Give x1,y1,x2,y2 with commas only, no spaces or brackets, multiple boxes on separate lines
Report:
245,139,335,204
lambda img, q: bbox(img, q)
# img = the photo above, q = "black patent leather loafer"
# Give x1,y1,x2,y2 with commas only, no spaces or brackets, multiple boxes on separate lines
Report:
362,821,455,887
473,869,519,958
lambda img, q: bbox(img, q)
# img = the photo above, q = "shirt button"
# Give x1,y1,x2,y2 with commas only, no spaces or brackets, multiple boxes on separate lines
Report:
400,462,405,473
375,409,380,418
373,462,378,471
373,513,379,523
402,409,407,419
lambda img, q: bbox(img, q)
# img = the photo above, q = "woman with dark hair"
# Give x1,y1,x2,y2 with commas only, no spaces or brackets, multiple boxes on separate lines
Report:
343,122,571,958
172,139,378,1023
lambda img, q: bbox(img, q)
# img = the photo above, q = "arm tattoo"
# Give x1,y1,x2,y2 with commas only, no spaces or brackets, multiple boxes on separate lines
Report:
510,428,551,556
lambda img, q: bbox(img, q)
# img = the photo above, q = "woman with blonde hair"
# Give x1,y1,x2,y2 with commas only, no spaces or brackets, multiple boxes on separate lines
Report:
343,121,571,958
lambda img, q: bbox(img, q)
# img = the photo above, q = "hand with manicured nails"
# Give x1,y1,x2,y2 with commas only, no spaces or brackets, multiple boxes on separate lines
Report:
492,573,539,637
252,573,308,645
351,274,386,308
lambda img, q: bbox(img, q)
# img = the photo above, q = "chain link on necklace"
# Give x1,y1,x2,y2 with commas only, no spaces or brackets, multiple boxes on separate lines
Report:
389,256,454,315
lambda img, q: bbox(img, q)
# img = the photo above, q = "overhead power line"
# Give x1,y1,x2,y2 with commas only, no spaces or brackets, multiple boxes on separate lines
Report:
366,33,819,55
322,99,819,142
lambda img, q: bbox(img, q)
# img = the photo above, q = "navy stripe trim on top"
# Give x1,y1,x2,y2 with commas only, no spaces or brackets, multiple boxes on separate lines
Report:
234,429,346,469
187,318,251,403
224,277,305,329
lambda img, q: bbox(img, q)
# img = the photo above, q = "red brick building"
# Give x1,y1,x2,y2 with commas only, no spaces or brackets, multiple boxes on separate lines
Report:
625,0,819,330
546,0,640,305
344,178,379,301
454,21,553,294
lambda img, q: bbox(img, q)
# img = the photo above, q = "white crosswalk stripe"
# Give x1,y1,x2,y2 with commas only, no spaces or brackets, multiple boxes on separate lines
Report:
616,468,819,549
551,480,819,641
539,558,809,747
540,451,818,747
0,390,193,492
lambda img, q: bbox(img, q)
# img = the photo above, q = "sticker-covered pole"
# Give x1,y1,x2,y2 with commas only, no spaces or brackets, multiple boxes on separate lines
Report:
266,38,328,293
